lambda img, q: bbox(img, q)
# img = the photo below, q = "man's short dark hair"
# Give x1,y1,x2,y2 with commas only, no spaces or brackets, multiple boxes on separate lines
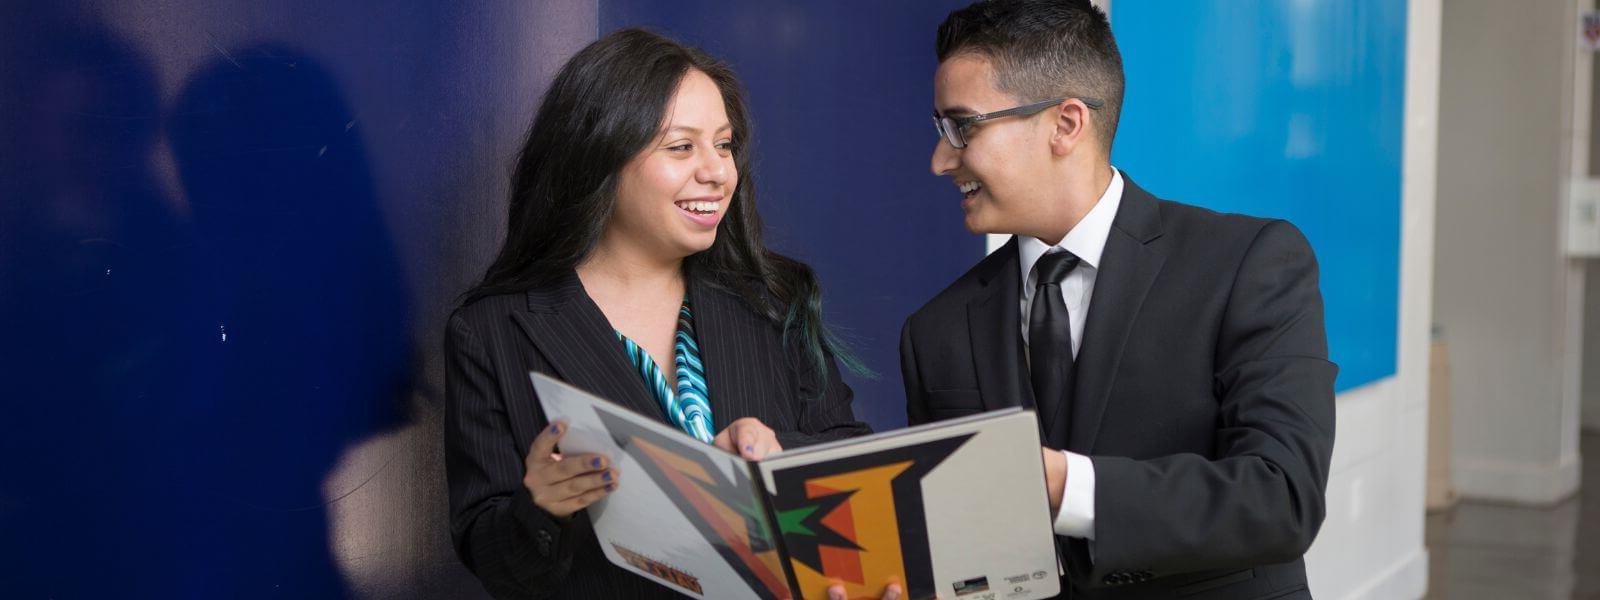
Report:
937,0,1124,155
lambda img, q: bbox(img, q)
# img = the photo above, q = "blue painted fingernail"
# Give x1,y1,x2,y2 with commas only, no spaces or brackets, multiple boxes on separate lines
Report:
606,483,616,492
602,471,612,482
549,423,560,434
744,445,754,454
591,457,603,468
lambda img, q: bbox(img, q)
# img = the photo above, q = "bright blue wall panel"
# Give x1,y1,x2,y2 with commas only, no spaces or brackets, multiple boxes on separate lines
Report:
601,0,981,430
1110,1,1406,391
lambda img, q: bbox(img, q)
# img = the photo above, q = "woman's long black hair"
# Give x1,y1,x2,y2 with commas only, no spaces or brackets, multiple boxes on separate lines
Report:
462,28,865,385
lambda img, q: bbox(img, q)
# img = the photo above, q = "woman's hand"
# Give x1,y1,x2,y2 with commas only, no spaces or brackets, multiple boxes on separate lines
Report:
523,421,617,519
827,582,904,600
712,417,782,460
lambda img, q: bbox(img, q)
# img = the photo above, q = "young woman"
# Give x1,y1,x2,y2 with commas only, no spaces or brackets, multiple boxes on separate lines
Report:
444,29,893,600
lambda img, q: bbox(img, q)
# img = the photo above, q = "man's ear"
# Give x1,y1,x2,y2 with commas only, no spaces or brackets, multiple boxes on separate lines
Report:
1048,99,1093,157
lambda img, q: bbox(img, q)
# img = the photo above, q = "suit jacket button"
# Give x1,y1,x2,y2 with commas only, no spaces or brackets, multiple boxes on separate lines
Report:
537,529,554,556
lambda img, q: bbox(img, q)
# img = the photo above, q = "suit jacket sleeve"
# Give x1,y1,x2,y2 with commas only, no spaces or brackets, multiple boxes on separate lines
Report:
900,319,932,426
444,312,579,599
1074,221,1337,583
774,340,873,449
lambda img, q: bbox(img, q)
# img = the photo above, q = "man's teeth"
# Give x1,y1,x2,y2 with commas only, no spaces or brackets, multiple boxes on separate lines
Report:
677,200,718,213
960,181,983,194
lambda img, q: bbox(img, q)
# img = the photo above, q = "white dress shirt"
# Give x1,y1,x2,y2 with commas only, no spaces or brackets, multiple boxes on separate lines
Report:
1017,167,1123,540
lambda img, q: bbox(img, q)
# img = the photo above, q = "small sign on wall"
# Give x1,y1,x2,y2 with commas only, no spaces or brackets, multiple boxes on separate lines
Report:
1582,10,1600,51
1569,178,1600,257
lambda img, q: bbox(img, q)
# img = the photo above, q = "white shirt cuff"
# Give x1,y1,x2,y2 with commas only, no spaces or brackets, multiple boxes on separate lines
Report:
1052,450,1095,539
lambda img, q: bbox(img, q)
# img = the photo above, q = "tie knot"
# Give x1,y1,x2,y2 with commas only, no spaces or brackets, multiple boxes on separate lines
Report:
1033,250,1081,285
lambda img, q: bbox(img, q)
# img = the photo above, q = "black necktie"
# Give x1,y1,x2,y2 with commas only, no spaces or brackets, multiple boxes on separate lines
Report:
1029,250,1081,444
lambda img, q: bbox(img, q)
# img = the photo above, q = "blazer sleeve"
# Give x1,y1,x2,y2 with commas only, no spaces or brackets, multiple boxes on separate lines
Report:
774,339,873,449
900,318,932,426
1074,220,1337,583
443,312,580,599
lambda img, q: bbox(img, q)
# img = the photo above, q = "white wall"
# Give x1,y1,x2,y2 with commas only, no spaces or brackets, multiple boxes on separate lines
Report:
1586,264,1600,432
1434,0,1586,506
1585,36,1600,433
1301,0,1438,598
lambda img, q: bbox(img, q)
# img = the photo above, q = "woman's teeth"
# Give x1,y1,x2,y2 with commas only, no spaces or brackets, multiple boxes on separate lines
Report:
676,200,718,214
960,181,983,198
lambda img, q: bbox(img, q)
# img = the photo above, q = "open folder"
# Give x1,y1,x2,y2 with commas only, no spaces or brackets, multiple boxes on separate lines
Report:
531,372,1060,600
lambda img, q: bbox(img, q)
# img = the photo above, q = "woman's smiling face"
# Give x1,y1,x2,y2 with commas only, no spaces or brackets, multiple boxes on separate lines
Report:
607,68,738,262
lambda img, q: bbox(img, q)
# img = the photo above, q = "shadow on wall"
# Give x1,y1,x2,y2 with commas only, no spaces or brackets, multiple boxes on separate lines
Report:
0,7,197,596
163,44,416,597
0,9,424,592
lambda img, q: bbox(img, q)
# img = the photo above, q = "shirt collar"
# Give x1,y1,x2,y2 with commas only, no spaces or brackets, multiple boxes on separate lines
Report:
1019,167,1124,293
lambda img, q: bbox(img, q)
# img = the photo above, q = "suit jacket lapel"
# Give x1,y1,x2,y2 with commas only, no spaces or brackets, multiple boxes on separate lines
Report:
1068,178,1167,454
511,271,664,420
968,237,1028,413
685,272,752,434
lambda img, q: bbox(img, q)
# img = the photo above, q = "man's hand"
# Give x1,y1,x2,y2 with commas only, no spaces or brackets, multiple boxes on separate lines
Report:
712,417,783,460
1042,447,1067,517
523,421,617,519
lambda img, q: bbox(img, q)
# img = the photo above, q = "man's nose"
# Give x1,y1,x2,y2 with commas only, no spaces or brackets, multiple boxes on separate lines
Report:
931,138,960,175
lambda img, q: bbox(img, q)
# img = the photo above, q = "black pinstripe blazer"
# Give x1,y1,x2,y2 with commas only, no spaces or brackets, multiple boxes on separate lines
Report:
444,269,870,599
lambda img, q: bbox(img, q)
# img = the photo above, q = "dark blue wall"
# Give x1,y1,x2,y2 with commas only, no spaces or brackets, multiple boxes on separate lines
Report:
0,1,973,597
0,2,592,597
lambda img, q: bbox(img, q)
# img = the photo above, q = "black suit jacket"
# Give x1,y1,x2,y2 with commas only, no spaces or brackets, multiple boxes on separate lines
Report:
445,270,870,599
900,176,1336,600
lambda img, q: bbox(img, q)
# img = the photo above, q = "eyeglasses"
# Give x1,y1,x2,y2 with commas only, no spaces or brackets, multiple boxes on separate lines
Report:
933,97,1104,149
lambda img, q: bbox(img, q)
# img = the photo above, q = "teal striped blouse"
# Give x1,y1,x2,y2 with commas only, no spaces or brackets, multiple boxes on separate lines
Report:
615,300,715,443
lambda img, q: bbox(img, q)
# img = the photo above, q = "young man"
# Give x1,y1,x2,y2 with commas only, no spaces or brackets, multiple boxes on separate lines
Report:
900,1,1336,598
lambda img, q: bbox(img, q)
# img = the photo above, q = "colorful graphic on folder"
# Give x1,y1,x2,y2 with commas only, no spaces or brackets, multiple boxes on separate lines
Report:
596,410,790,599
533,372,1060,600
766,436,971,599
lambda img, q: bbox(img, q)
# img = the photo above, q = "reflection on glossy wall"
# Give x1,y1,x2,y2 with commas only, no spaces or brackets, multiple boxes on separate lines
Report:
0,1,973,597
0,2,576,596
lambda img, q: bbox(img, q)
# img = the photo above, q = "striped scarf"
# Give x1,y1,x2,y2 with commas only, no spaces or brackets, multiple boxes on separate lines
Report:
615,300,715,443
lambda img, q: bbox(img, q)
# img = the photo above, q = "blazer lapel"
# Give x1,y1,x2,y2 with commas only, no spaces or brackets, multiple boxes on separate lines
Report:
511,271,663,420
1067,178,1167,454
968,237,1029,413
685,273,754,434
